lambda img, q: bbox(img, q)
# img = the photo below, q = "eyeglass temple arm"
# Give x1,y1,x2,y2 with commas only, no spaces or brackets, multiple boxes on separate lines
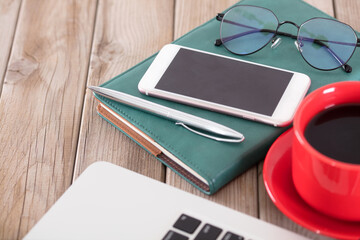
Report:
215,13,352,73
312,39,352,72
216,13,225,21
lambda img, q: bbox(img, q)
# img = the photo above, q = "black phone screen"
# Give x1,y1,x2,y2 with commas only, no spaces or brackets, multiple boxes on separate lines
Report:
155,48,293,116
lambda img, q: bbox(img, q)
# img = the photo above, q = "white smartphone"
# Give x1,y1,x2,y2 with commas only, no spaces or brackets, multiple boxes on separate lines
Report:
138,44,311,127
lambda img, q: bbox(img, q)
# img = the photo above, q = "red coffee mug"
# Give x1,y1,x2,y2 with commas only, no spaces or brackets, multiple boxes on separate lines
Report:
292,81,360,221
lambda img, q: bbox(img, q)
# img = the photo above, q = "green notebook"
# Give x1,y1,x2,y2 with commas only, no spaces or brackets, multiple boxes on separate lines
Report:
94,0,360,195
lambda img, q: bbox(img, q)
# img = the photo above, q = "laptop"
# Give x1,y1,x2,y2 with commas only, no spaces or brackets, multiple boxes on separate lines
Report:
24,162,309,240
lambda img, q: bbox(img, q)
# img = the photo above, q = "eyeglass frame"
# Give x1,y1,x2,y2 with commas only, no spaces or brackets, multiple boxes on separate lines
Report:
214,5,360,73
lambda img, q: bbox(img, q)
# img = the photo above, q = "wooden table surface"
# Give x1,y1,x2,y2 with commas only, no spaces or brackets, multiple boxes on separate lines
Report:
0,0,359,239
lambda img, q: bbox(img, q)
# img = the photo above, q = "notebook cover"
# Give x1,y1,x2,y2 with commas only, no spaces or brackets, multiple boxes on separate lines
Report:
96,103,210,192
94,0,360,195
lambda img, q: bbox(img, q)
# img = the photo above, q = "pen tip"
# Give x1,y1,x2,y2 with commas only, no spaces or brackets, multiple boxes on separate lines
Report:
88,86,98,92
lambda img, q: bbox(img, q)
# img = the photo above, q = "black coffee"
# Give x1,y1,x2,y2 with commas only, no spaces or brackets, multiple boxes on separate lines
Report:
304,103,360,164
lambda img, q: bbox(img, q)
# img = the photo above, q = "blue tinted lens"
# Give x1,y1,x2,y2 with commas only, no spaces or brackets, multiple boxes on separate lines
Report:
298,18,357,70
220,5,278,55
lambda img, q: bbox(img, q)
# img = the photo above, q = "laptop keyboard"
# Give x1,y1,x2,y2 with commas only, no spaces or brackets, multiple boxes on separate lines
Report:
163,214,245,240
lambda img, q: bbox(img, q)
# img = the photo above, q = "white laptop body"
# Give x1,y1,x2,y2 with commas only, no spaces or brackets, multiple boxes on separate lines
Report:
24,162,309,240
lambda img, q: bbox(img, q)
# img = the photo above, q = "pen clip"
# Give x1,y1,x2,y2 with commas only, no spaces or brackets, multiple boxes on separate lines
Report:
175,122,245,143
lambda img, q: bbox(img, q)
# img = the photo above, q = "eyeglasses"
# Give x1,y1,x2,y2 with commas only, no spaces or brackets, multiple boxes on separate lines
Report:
215,5,360,73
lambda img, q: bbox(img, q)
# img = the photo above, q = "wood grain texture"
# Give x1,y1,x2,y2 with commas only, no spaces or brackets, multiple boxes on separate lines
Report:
257,2,337,239
305,0,334,16
0,0,22,95
173,0,239,39
166,0,258,218
334,0,360,31
73,0,174,181
0,0,357,239
0,0,97,238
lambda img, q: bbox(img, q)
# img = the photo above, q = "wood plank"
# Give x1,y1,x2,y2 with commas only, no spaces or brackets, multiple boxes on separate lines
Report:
73,0,174,181
0,0,97,238
173,0,238,39
257,1,337,239
334,0,360,31
305,0,334,16
0,0,22,95
166,0,258,217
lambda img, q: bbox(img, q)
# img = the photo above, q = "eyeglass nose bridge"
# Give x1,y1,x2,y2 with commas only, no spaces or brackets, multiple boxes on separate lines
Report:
278,21,300,29
274,21,300,39
271,21,300,49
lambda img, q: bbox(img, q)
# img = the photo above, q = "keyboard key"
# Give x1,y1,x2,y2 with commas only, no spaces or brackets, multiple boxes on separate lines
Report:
194,223,222,240
222,231,244,240
173,214,201,234
162,230,189,240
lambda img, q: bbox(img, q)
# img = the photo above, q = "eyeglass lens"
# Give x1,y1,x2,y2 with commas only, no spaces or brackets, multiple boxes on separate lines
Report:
220,5,358,70
298,18,357,70
220,6,278,55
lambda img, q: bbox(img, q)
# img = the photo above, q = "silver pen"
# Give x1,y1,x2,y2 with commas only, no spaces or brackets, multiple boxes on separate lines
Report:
88,86,244,143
